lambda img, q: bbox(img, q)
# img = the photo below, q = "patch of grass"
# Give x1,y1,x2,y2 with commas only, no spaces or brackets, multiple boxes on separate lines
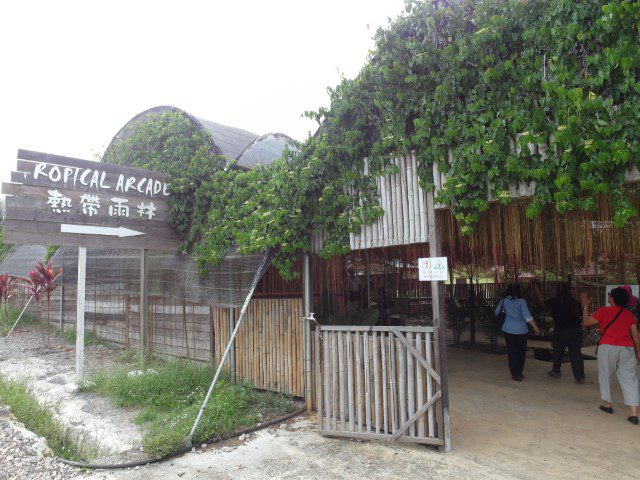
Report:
0,306,36,336
0,375,86,460
81,359,294,457
56,327,106,347
115,348,140,365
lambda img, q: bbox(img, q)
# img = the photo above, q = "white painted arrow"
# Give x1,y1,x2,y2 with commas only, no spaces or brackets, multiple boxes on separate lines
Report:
60,224,145,237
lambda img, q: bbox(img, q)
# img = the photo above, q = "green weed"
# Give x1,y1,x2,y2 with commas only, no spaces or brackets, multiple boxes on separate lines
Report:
56,328,106,347
82,359,294,457
0,375,88,460
0,306,36,336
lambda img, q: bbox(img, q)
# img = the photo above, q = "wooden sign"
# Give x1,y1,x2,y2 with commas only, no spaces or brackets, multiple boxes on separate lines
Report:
2,149,181,250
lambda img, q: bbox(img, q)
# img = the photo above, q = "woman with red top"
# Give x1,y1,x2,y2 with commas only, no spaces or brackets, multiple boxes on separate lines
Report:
581,287,640,425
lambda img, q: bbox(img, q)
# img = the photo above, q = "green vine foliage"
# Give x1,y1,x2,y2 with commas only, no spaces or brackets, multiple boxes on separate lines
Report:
105,0,640,277
103,111,227,252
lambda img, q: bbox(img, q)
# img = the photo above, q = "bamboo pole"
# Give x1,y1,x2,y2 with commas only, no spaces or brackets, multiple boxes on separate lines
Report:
389,331,398,433
398,338,407,435
425,331,435,437
381,331,389,434
331,332,338,430
315,324,322,430
416,332,425,437
393,156,403,242
323,326,330,430
384,172,394,242
399,156,410,245
407,332,416,437
372,331,381,433
347,331,355,432
380,167,390,245
185,252,270,448
363,331,372,433
406,155,416,243
338,332,346,429
355,331,363,433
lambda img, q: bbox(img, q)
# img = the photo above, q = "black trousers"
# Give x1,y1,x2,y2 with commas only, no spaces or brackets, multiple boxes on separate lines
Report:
504,332,527,378
551,327,585,380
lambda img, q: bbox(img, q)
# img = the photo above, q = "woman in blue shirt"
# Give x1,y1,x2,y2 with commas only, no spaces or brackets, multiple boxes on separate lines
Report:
495,284,541,381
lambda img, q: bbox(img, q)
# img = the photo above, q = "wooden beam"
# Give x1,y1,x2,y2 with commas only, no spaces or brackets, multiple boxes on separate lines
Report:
389,327,441,384
318,428,444,446
391,391,442,441
426,190,452,453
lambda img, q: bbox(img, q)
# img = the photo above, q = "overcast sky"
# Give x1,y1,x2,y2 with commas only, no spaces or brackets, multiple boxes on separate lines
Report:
0,0,406,185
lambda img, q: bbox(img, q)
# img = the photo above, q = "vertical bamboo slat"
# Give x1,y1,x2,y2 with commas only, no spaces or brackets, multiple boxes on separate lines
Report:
363,332,372,433
416,332,425,437
338,332,346,429
426,331,435,438
331,332,338,430
355,332,363,433
398,338,407,434
347,331,355,432
323,329,330,430
315,325,322,430
372,331,381,434
381,332,389,434
389,332,398,433
407,332,416,437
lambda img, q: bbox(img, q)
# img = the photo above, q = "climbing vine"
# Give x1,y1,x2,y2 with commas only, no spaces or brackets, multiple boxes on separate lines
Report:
104,0,640,277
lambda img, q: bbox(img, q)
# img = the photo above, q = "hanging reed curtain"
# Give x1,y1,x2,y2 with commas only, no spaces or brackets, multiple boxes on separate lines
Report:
436,186,640,277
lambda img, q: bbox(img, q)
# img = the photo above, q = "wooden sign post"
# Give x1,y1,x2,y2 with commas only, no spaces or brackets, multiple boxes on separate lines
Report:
2,149,180,381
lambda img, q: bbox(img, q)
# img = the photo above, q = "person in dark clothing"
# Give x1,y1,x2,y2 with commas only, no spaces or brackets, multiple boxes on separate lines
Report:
546,282,585,383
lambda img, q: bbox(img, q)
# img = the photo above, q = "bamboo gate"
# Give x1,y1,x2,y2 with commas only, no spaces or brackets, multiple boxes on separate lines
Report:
314,325,443,445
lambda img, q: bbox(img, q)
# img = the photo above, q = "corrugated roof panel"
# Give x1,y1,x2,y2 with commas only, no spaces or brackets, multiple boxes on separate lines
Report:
236,134,292,168
0,245,48,278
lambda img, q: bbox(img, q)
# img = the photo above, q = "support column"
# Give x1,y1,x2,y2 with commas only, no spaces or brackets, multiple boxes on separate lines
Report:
426,191,451,452
303,253,313,412
140,248,149,369
75,246,86,382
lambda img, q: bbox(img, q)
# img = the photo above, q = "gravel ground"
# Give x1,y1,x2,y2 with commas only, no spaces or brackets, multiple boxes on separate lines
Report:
0,327,146,479
0,404,80,480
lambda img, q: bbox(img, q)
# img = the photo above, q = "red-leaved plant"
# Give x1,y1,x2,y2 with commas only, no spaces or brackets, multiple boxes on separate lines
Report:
0,273,16,318
35,262,62,325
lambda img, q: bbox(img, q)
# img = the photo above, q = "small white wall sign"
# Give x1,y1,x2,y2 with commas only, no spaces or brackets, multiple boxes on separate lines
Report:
418,257,448,281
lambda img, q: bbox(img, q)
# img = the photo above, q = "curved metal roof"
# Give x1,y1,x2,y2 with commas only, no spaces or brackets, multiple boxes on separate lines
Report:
236,133,294,168
0,245,48,278
103,105,291,169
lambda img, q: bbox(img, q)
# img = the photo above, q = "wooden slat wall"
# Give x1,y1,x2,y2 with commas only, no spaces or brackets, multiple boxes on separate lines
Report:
311,153,430,253
7,283,305,397
235,298,304,397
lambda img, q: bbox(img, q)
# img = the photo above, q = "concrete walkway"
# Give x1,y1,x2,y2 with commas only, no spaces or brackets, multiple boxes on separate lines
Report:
83,346,639,480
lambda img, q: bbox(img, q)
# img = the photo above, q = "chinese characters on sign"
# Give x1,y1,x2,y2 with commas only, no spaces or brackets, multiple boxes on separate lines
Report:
418,257,449,282
47,191,157,220
46,190,72,213
80,194,100,216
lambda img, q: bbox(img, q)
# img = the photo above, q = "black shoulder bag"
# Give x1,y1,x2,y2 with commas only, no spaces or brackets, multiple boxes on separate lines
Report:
595,307,625,355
